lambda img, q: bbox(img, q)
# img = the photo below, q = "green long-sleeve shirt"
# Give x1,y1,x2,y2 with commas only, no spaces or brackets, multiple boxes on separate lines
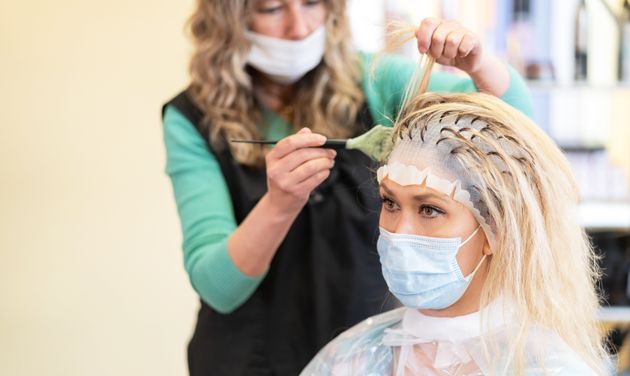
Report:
163,52,533,314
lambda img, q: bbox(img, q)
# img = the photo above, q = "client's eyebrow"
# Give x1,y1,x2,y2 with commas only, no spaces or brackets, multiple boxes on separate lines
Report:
381,181,450,204
412,192,450,205
380,182,397,197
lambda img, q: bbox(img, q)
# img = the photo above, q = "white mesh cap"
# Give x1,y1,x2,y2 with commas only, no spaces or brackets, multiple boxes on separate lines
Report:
377,114,499,248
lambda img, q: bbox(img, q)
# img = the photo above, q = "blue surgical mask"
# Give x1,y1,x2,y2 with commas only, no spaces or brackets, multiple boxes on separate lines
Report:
377,226,485,310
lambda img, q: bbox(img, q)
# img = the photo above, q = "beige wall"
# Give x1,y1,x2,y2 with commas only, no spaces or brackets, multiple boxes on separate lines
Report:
0,1,199,375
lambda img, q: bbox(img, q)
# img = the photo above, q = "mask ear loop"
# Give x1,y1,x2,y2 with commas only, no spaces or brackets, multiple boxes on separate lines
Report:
459,225,487,280
460,225,481,247
465,254,487,280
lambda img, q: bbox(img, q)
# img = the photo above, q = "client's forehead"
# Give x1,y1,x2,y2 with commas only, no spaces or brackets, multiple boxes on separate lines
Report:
379,178,462,207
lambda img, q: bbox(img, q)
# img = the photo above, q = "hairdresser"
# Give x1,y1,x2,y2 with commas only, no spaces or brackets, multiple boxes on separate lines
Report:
162,1,533,375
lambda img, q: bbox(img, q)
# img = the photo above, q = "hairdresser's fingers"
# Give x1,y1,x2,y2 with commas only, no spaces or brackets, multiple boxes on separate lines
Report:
453,33,483,73
416,18,441,54
267,128,326,161
266,154,333,213
458,33,481,58
283,157,335,188
429,20,460,59
442,30,466,60
275,147,336,174
293,169,332,197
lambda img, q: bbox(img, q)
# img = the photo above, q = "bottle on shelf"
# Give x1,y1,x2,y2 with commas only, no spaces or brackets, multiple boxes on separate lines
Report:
575,0,588,81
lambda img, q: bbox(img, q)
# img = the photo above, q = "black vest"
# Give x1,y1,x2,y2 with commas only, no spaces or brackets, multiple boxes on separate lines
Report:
163,91,393,375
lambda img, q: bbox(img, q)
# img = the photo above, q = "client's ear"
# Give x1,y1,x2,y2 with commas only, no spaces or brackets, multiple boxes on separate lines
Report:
482,241,493,256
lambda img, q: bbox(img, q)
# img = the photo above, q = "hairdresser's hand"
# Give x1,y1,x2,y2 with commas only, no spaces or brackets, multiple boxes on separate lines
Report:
265,127,336,216
416,18,483,75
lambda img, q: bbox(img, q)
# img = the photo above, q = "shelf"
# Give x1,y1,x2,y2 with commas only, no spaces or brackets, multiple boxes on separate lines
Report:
599,306,630,323
560,144,607,153
580,201,630,232
527,81,630,91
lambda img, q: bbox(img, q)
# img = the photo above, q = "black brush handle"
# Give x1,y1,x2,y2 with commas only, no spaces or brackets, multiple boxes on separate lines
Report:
321,139,347,149
231,139,348,150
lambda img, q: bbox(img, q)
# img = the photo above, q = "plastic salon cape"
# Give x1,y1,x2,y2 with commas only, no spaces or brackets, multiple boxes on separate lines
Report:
301,301,596,376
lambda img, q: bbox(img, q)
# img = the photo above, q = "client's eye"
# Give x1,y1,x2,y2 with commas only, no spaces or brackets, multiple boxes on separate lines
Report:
380,196,399,212
419,205,444,218
258,6,283,14
257,1,284,14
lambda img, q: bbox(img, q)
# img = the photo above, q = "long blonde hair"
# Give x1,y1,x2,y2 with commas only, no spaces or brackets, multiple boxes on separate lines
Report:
390,92,607,375
186,0,364,166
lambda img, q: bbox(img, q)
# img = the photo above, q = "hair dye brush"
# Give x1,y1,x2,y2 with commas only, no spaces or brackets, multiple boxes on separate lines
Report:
230,125,394,162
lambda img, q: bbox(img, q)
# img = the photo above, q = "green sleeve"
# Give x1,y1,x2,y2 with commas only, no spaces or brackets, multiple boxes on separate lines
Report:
360,52,534,125
163,105,266,314
496,65,534,117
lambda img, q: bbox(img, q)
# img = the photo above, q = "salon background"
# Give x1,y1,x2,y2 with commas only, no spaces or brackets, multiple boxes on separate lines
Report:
1,0,629,375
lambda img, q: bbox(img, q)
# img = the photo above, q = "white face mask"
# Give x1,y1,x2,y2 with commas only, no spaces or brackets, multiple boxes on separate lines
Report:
245,25,326,85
